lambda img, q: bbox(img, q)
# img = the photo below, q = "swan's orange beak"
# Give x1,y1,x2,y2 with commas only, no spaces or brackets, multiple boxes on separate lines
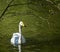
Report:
22,23,24,27
22,23,27,27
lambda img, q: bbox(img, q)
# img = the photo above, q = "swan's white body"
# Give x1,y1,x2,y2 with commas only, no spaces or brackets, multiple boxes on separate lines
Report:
11,21,26,52
11,33,26,46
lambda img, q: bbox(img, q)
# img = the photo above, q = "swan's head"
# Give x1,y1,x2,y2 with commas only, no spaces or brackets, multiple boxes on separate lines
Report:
19,21,24,27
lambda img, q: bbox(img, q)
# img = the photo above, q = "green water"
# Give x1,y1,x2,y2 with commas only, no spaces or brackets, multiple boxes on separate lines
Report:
0,0,60,52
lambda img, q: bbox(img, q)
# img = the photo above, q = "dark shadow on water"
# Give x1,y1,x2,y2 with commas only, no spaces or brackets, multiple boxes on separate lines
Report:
22,35,60,52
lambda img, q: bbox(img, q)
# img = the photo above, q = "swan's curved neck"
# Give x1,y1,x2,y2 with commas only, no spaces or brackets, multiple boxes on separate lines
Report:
19,24,22,34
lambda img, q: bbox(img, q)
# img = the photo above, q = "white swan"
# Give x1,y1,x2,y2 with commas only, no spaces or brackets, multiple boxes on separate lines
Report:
11,21,26,46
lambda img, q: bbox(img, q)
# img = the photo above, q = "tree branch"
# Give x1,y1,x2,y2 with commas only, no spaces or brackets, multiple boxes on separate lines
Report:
0,0,14,19
9,2,32,7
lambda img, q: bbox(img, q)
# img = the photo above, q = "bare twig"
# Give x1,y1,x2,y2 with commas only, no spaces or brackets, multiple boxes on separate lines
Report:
9,2,32,7
0,0,14,18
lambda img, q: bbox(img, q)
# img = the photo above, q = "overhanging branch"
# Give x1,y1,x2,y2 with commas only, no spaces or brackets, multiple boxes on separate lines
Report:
0,0,14,18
